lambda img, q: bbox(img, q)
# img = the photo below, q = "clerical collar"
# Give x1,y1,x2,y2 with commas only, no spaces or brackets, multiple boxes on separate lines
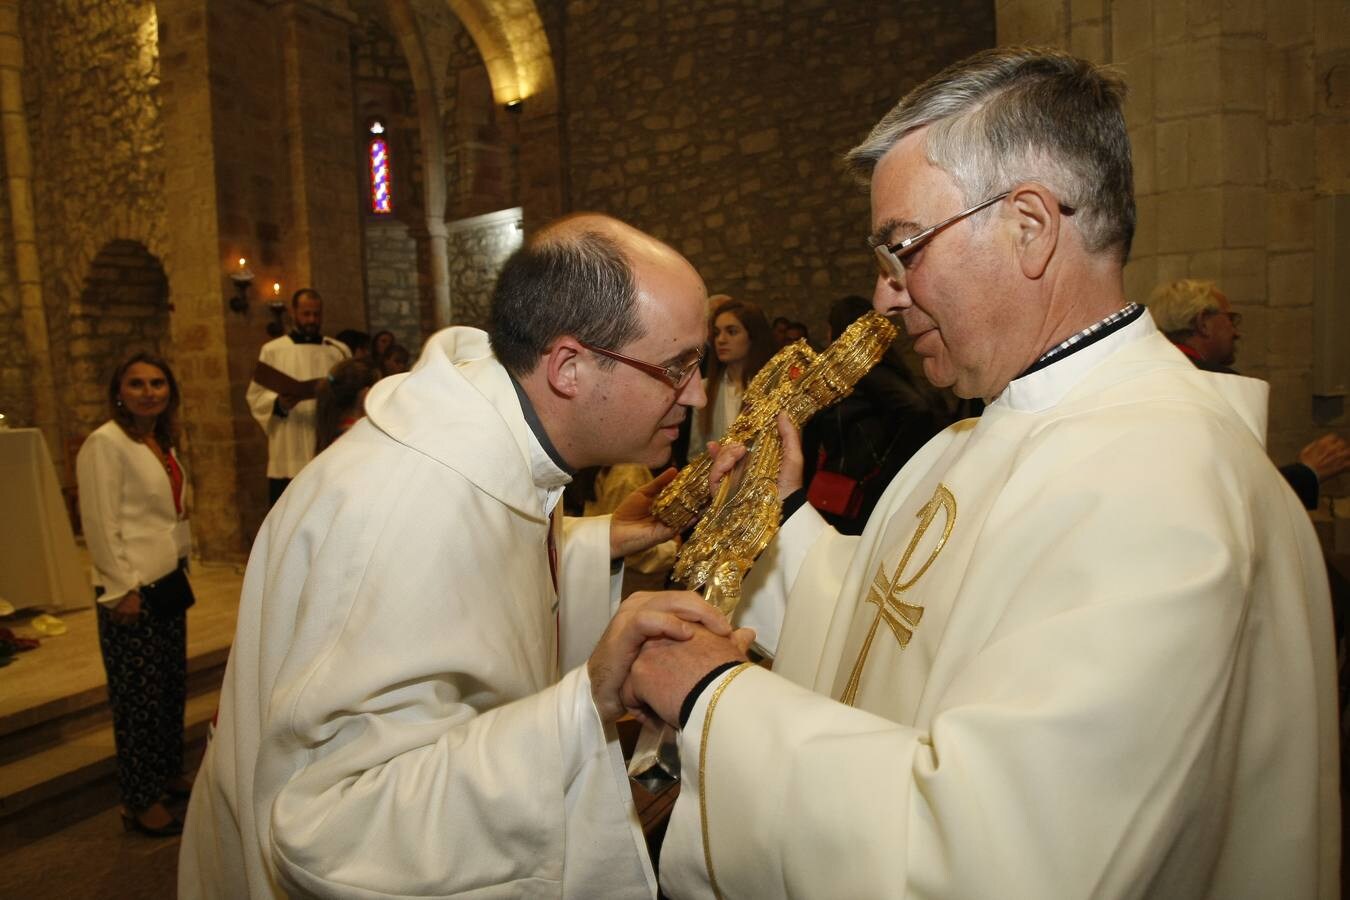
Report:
508,375,575,477
1017,302,1144,379
1000,307,1154,413
289,330,323,345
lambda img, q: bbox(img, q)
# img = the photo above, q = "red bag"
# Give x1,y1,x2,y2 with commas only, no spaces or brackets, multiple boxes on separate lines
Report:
807,469,864,518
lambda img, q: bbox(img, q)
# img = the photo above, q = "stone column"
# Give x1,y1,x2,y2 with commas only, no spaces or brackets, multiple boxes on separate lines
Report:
0,0,58,452
158,0,248,559
998,0,1346,468
276,0,366,334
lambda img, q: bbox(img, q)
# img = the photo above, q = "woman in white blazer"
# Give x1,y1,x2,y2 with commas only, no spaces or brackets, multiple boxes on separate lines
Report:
76,351,193,837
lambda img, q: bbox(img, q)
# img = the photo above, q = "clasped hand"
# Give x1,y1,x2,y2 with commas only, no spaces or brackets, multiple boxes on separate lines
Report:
587,590,755,725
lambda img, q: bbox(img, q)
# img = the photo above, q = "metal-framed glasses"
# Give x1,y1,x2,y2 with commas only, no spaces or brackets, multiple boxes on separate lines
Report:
870,191,1076,284
580,341,705,389
869,192,1010,283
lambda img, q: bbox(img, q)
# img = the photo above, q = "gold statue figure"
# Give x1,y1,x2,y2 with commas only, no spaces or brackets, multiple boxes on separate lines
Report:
654,311,898,616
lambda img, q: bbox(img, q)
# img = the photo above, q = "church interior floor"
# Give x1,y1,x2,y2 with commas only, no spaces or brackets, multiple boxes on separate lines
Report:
0,550,243,890
0,803,181,898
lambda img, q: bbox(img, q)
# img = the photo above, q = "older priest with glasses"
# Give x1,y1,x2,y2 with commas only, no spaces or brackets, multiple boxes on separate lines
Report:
626,48,1339,899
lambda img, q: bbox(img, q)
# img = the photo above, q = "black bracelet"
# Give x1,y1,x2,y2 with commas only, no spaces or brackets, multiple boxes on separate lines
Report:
679,660,745,729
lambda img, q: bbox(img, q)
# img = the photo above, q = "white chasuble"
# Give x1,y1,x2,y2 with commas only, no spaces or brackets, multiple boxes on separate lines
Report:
182,328,653,899
245,335,349,478
662,315,1339,900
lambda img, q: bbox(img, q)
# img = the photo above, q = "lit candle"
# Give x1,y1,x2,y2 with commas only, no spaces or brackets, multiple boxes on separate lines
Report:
238,257,247,269
273,282,281,296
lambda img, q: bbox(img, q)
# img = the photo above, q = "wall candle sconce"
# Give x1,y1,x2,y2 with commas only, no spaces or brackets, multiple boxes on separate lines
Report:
266,281,287,337
229,257,255,313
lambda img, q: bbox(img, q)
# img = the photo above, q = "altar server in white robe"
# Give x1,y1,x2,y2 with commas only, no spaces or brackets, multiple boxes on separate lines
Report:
626,48,1339,899
180,215,752,898
245,288,349,506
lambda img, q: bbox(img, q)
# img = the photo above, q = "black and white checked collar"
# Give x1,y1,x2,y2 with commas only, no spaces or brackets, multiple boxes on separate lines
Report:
1017,302,1144,380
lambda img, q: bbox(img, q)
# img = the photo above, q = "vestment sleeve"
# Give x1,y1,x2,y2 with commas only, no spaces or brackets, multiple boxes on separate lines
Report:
661,421,1334,899
557,512,625,673
75,431,140,605
246,343,280,433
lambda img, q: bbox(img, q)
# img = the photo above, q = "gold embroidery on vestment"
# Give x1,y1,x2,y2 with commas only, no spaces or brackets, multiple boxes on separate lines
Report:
699,661,755,900
840,484,956,707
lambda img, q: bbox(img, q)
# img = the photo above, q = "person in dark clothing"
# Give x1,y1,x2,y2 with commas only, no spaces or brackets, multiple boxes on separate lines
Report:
801,295,948,534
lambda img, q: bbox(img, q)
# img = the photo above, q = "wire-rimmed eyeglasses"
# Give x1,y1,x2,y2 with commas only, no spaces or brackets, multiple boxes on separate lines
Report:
579,341,705,390
870,191,1075,284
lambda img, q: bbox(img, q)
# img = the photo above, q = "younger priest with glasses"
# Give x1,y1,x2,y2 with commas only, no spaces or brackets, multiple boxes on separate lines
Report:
181,214,752,898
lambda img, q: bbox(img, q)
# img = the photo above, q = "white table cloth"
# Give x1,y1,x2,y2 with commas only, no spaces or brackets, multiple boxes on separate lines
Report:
0,428,90,612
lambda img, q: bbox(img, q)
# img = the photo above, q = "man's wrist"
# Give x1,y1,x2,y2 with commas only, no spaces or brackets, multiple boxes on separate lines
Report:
678,660,745,728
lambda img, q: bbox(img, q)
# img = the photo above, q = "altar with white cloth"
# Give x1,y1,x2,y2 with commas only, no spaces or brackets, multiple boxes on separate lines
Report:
0,428,90,612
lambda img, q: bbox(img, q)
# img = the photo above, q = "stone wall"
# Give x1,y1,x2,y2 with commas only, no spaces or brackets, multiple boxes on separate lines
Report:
557,0,995,339
355,1,430,347
19,0,169,466
442,20,515,222
445,206,523,330
999,0,1350,485
68,240,170,440
277,1,366,335
364,218,423,343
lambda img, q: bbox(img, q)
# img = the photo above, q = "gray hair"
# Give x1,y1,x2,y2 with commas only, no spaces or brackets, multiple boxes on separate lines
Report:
846,47,1135,261
1145,278,1222,337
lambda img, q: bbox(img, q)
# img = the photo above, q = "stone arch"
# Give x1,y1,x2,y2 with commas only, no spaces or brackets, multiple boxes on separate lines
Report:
444,0,564,224
381,0,563,328
443,0,557,113
68,239,171,440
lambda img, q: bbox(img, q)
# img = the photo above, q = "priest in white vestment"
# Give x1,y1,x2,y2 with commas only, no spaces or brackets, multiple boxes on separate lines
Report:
245,288,349,505
180,216,752,898
626,49,1339,900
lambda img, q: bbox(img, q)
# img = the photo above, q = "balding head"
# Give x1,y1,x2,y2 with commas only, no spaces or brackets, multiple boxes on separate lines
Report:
490,213,693,377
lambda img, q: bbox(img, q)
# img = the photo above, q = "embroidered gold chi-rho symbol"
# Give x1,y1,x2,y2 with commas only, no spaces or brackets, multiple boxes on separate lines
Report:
840,484,956,706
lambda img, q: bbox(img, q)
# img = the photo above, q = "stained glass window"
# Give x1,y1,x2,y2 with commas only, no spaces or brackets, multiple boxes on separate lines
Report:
368,121,392,215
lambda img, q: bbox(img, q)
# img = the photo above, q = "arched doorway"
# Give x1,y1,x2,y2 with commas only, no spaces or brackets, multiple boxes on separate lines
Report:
70,239,171,441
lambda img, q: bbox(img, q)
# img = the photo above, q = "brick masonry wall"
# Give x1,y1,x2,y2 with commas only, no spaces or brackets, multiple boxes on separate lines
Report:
556,0,995,340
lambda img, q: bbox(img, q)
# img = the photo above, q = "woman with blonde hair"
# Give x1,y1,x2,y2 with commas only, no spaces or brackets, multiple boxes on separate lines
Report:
688,295,776,456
